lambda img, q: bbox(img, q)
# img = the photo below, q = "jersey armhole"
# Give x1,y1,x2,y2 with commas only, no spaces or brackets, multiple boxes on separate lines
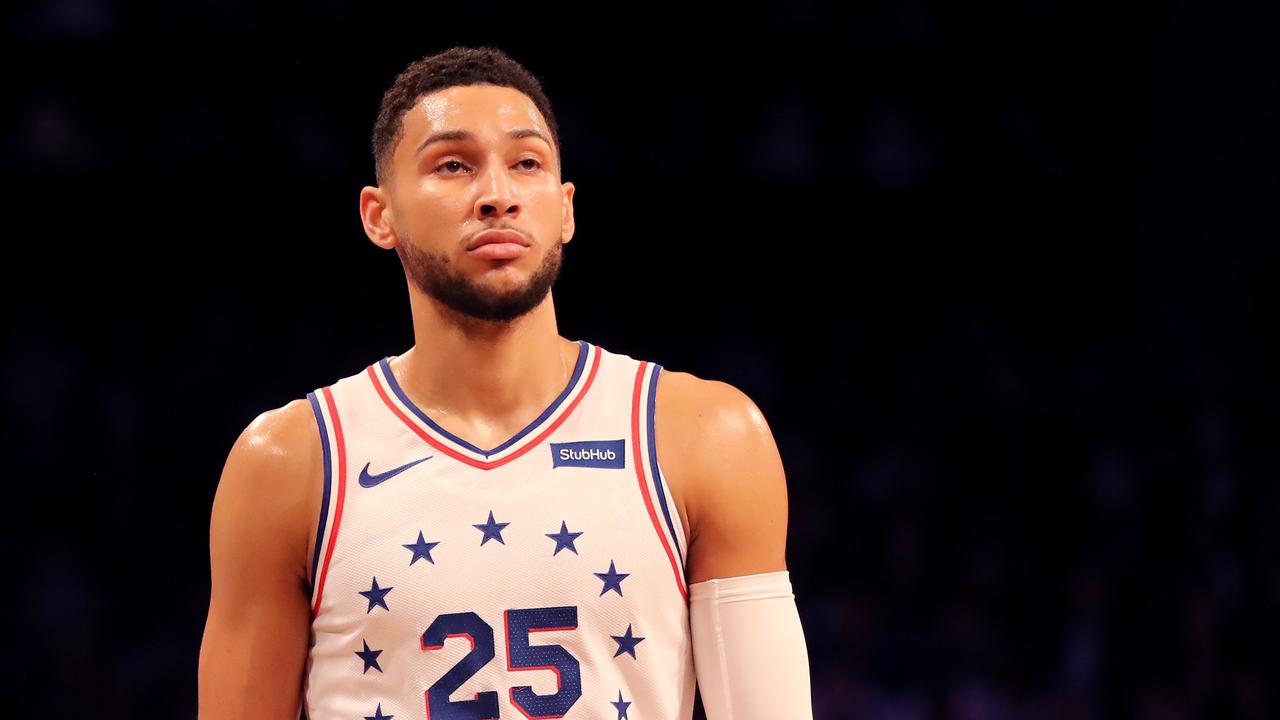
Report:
646,364,690,566
305,388,348,615
305,391,333,598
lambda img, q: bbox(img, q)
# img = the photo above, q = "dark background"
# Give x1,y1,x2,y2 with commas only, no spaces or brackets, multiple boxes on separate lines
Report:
5,0,1277,717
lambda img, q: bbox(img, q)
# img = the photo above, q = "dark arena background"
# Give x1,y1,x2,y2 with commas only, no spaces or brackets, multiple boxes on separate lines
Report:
5,1,1277,717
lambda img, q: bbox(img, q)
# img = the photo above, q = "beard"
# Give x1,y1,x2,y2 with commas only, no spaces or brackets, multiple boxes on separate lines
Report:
397,234,564,323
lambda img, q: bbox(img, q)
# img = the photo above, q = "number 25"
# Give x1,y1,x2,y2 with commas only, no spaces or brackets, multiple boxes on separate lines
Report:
421,606,581,720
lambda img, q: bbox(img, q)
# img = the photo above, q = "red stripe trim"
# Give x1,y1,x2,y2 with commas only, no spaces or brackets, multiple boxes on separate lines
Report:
311,386,347,616
369,347,602,471
632,361,689,601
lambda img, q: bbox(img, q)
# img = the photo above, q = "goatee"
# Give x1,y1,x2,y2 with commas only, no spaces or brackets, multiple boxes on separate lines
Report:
398,236,564,323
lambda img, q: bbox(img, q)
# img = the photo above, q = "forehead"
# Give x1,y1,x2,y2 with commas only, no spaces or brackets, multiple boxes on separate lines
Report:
400,84,550,148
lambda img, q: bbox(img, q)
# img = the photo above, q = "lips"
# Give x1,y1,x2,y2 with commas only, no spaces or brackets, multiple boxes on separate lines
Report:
466,228,531,251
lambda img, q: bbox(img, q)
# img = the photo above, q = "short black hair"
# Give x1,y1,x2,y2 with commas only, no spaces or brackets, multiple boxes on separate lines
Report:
371,46,560,185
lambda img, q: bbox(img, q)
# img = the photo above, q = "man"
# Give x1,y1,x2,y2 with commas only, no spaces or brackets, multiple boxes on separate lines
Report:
199,46,812,720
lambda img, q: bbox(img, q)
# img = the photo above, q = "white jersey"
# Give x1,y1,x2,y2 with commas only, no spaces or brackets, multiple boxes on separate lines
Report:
302,341,694,720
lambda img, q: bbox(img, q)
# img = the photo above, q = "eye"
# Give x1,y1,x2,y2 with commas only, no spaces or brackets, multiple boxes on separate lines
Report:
516,158,542,171
436,160,469,174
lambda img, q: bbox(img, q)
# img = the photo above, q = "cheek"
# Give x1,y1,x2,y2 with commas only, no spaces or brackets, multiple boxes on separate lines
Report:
408,185,472,225
395,198,459,250
531,187,569,230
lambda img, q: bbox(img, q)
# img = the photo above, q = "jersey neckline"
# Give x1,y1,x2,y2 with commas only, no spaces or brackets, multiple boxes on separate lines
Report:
371,341,597,468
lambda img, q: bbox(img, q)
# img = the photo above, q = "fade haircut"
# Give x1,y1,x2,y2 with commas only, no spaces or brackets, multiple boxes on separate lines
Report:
371,46,560,185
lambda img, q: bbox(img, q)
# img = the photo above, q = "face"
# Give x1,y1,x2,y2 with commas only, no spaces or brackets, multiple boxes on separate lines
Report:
365,84,575,323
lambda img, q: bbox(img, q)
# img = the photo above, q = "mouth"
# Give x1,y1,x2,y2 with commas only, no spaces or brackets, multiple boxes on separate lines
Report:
466,228,531,251
466,228,532,261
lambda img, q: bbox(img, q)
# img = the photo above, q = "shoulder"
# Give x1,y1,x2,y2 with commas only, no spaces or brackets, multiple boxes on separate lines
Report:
224,397,322,486
654,370,773,451
211,397,323,578
652,370,783,503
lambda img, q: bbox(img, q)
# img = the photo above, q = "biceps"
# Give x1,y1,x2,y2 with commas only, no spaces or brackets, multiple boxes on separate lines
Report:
689,490,788,582
199,586,310,719
686,445,789,583
200,507,310,716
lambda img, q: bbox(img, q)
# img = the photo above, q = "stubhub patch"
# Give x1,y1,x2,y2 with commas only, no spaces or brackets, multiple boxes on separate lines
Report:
551,439,626,469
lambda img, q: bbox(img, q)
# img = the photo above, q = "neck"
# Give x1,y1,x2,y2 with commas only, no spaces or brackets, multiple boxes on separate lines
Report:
392,288,575,428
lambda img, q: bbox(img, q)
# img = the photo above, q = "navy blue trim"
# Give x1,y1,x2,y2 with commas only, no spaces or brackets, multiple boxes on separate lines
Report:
646,364,684,563
307,392,333,592
379,341,590,458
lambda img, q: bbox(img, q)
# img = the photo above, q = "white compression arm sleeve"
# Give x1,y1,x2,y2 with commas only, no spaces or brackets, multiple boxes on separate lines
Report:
689,571,814,719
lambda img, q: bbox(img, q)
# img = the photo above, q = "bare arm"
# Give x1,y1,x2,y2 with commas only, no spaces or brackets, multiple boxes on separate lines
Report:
657,371,811,719
198,399,321,719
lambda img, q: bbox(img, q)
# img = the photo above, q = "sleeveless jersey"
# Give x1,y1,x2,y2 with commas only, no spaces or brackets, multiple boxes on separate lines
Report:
302,341,695,720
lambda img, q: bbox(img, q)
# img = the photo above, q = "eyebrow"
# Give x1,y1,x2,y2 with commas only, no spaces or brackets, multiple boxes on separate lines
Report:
415,128,554,156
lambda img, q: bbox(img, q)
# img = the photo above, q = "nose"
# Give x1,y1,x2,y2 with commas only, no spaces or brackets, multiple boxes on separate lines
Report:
473,160,521,221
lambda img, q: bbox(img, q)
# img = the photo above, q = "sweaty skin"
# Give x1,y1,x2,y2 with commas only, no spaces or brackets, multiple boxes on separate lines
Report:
197,84,789,718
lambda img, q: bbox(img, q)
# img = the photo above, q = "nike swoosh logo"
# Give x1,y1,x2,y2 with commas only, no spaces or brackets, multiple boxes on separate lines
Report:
358,456,434,488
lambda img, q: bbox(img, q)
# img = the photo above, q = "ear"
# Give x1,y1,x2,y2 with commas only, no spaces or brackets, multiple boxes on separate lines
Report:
560,181,576,245
359,185,400,250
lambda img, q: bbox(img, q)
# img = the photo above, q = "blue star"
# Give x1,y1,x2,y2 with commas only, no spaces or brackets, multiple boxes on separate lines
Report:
355,639,383,674
402,531,440,565
545,521,584,555
594,560,630,596
611,624,645,659
365,704,393,720
359,577,393,613
473,510,510,545
611,690,632,719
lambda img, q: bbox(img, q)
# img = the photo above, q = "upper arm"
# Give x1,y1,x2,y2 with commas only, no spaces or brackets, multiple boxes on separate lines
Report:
198,398,321,720
655,371,789,584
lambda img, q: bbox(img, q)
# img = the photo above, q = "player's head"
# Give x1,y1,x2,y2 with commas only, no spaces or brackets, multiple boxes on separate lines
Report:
360,46,574,324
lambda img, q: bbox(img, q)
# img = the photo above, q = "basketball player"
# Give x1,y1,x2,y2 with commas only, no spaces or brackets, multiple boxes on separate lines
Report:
198,47,812,720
